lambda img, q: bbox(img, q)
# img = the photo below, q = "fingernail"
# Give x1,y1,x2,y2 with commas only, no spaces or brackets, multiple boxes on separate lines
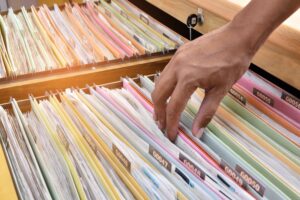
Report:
195,128,204,138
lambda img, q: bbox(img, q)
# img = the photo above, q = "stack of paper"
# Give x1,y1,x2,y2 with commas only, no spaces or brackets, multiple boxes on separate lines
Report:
126,73,299,200
0,69,299,200
0,0,184,78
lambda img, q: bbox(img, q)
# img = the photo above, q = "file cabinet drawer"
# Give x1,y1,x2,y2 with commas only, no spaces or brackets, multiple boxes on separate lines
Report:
0,0,187,104
0,1,299,200
0,1,185,199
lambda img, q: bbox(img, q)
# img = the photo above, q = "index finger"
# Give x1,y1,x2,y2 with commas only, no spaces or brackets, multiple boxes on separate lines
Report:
151,71,176,129
166,82,197,141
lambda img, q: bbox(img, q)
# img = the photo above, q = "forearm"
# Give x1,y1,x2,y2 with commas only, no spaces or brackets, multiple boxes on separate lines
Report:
230,0,300,54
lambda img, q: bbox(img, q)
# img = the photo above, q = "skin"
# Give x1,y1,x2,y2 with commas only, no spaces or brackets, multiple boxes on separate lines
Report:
151,0,300,141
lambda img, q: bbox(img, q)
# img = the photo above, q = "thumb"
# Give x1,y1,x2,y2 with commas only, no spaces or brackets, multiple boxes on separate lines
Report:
192,87,226,138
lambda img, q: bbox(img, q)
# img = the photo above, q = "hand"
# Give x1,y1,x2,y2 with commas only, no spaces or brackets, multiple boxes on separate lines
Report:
151,23,254,141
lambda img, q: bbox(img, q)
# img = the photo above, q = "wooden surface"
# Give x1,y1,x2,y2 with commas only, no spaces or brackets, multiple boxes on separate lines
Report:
146,0,300,90
38,0,68,6
0,144,18,200
0,54,170,104
226,0,300,31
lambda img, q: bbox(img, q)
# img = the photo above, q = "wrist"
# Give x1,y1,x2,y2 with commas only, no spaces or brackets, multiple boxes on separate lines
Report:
228,17,268,57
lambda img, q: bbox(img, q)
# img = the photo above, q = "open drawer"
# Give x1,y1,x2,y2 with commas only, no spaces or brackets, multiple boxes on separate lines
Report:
0,0,299,199
1,71,299,200
0,1,186,198
0,0,187,104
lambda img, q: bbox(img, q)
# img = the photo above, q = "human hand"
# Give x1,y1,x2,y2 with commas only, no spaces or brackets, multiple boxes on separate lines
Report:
151,23,255,141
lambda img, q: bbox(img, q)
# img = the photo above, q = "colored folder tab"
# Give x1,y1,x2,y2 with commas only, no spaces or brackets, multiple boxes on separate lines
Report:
227,87,300,147
68,90,192,198
239,70,300,111
222,94,300,153
237,71,300,125
80,88,190,200
232,84,300,137
123,77,258,199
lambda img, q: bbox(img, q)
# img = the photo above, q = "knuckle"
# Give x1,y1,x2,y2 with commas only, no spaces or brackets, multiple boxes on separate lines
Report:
180,77,198,91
